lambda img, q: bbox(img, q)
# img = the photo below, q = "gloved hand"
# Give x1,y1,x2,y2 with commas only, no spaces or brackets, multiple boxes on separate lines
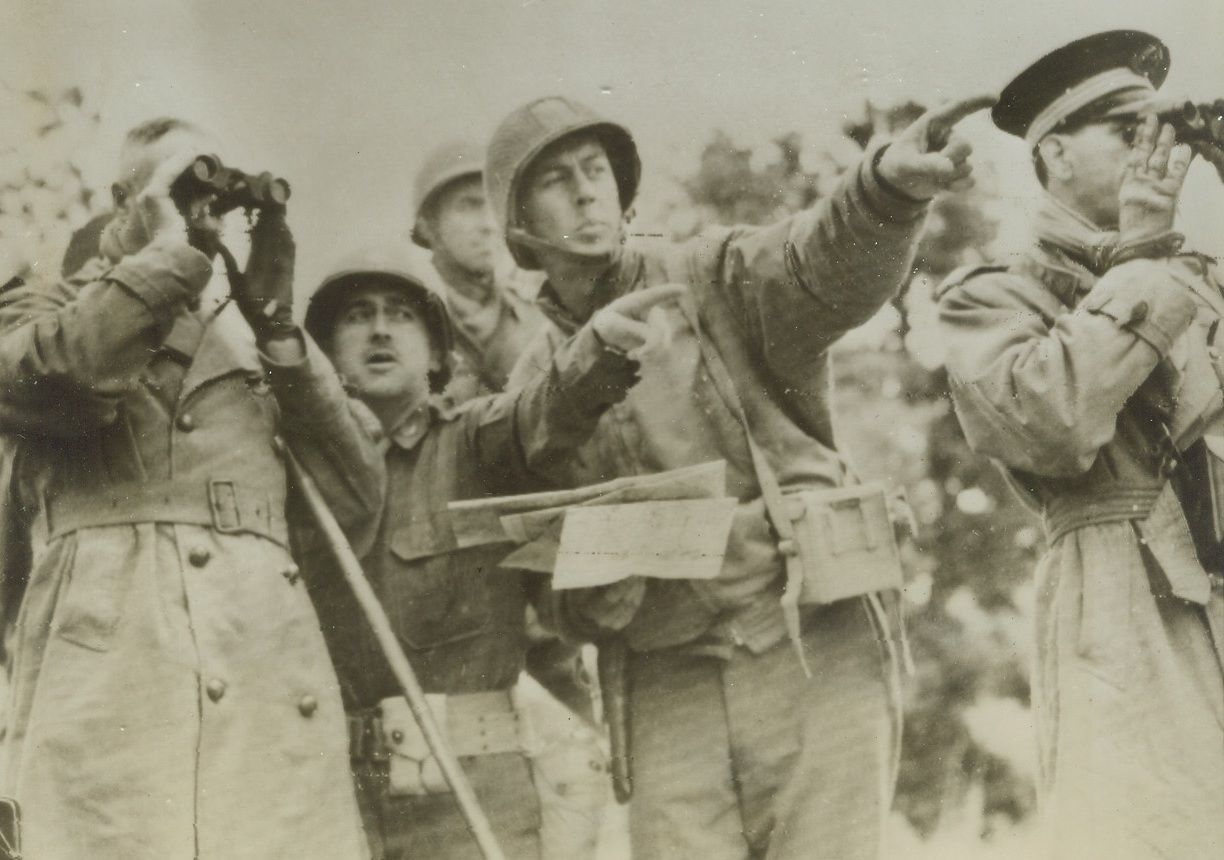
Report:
234,207,296,341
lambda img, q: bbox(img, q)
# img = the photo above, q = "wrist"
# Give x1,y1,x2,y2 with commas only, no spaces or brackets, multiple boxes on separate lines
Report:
871,145,933,205
237,296,297,340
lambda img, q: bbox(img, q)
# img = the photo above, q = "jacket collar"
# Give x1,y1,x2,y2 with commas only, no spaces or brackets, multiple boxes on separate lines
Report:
178,303,263,403
535,246,645,335
1017,243,1097,308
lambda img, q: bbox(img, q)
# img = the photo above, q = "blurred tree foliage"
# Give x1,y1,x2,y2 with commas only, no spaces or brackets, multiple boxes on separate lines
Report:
0,84,102,279
675,101,1040,838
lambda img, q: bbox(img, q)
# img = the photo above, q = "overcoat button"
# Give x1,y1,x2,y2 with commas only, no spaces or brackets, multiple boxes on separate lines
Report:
188,547,212,567
206,679,227,702
298,695,318,717
281,564,301,585
176,413,196,432
1129,301,1150,324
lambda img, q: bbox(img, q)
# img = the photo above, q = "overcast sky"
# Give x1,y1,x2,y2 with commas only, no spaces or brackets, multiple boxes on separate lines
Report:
3,0,1222,286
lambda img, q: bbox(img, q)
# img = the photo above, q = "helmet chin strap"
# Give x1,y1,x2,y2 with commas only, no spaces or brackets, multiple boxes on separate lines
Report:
507,227,621,271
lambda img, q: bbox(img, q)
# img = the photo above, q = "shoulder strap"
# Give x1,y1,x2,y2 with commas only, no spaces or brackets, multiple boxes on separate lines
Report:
663,247,795,541
668,251,811,675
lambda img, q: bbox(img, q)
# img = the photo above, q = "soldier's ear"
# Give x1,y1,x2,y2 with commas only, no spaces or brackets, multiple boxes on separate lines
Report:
1036,136,1072,182
111,183,130,210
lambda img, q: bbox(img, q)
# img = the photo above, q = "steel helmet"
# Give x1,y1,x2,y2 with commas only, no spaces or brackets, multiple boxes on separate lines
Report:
304,243,454,391
410,139,486,248
485,96,640,269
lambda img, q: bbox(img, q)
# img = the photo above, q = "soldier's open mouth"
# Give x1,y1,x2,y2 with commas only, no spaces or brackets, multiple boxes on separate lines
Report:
365,349,398,368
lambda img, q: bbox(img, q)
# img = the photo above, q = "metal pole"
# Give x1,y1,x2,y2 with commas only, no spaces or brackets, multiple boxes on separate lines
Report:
286,450,508,860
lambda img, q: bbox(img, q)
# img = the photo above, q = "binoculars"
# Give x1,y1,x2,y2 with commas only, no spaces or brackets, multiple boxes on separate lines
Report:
170,154,291,215
1161,100,1224,150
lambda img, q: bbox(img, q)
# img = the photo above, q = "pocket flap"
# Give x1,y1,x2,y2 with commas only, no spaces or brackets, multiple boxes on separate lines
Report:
389,513,457,563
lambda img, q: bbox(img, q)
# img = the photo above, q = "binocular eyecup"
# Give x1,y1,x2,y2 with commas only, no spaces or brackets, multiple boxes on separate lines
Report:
171,154,291,216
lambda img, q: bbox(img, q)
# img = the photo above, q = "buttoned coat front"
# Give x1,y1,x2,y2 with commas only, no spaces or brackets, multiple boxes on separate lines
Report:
0,240,382,860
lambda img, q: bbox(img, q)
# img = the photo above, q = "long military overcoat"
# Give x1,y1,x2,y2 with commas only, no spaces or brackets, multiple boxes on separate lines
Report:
938,244,1224,859
0,240,382,860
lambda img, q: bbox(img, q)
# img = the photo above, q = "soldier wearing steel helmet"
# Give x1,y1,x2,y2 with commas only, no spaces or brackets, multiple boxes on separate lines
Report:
412,140,611,860
300,243,684,860
411,140,548,409
935,31,1224,859
494,93,994,860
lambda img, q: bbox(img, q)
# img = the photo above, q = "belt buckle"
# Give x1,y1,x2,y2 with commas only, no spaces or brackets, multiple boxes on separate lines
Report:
208,479,242,533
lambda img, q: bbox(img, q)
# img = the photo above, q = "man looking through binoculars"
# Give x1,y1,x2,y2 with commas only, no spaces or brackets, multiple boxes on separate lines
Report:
0,117,382,860
936,31,1224,859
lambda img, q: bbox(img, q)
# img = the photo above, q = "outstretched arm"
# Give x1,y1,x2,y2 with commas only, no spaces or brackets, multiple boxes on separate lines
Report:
711,95,996,379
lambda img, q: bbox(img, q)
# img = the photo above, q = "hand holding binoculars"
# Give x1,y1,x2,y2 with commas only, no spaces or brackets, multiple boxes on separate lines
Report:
170,154,291,216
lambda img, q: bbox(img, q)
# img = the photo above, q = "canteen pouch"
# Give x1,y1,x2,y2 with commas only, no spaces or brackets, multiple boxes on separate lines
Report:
381,691,526,796
782,482,905,605
382,694,451,796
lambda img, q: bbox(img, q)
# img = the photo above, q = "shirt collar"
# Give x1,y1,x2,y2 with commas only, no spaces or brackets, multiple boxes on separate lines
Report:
386,402,437,451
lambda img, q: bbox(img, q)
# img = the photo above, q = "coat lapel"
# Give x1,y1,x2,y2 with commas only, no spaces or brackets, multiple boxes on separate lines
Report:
178,304,261,405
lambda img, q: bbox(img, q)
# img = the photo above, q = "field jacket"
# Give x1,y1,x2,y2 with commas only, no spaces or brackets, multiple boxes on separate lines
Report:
509,145,929,656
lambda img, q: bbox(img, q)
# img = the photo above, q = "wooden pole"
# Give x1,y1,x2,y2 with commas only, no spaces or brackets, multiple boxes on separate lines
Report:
286,450,507,860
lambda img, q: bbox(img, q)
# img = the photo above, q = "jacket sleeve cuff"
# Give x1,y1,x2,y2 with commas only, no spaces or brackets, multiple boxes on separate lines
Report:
856,142,932,225
1080,259,1198,357
107,238,212,326
261,331,348,425
555,325,640,408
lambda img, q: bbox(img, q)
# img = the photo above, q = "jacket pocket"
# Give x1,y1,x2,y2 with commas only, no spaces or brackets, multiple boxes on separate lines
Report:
51,529,131,652
385,519,492,651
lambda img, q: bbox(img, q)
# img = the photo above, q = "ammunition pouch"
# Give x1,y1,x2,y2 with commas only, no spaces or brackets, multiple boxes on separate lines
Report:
349,689,529,797
781,482,906,605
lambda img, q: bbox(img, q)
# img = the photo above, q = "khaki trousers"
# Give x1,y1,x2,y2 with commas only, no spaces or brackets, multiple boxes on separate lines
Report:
626,597,903,860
